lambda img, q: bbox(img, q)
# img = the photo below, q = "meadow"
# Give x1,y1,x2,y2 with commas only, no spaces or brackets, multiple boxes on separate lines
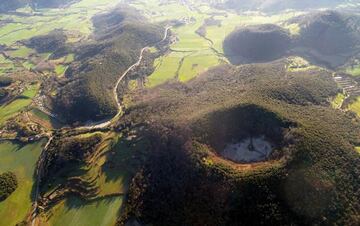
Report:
0,83,39,125
130,0,225,87
331,93,346,109
47,196,123,226
0,0,121,77
43,133,131,225
346,64,360,76
348,97,360,117
0,140,45,226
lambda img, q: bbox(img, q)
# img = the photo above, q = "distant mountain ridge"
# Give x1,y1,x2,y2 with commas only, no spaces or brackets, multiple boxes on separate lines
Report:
223,10,360,68
219,0,351,12
0,0,78,12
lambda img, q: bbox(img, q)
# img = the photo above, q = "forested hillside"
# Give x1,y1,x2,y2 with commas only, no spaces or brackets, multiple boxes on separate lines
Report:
224,10,360,68
52,7,164,123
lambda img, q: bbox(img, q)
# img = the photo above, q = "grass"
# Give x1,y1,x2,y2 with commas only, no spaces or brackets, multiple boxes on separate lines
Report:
147,52,186,87
0,140,45,226
178,51,221,82
46,134,131,226
348,96,360,117
0,55,14,75
356,147,360,154
331,93,346,109
346,65,360,76
55,65,68,76
132,0,224,87
0,84,39,125
8,46,33,58
29,108,62,129
47,196,123,226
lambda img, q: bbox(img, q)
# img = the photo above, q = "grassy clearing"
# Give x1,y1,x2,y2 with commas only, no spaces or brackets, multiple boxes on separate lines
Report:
8,46,33,58
147,52,186,87
0,84,39,125
348,96,360,117
97,138,134,196
29,108,63,129
346,65,360,76
331,93,346,109
55,65,68,76
356,147,360,154
0,140,45,226
47,196,123,226
178,51,221,82
0,55,14,74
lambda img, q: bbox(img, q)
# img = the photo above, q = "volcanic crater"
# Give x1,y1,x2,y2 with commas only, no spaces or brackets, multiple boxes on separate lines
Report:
193,104,293,164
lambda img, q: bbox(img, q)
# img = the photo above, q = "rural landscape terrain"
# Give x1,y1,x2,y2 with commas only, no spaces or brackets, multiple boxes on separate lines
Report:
0,0,359,225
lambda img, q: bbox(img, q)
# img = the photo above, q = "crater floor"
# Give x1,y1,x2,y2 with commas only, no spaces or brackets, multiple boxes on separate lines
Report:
221,136,273,163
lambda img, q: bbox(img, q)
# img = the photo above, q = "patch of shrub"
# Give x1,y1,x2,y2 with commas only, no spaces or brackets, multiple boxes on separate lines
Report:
0,172,18,202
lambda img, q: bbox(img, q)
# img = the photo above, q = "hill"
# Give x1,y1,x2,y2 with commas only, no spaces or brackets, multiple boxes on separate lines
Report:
292,10,360,68
223,24,292,64
116,61,360,226
224,11,360,68
51,6,164,123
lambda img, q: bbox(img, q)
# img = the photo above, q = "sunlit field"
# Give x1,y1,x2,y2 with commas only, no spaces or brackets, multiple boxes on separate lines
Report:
0,140,45,226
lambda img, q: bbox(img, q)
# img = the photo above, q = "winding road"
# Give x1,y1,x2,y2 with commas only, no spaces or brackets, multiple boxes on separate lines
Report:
30,26,171,225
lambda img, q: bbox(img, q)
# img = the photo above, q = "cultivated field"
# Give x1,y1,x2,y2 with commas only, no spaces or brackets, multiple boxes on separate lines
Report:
48,196,123,226
0,140,45,226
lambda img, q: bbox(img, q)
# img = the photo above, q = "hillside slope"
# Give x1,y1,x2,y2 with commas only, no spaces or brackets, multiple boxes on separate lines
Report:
52,7,164,123
117,61,360,226
223,24,292,64
224,11,360,68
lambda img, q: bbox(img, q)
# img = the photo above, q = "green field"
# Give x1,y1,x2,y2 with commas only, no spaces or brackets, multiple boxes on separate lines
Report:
0,0,121,76
346,65,360,76
0,84,39,125
178,51,221,82
47,196,123,226
46,135,131,226
0,140,45,226
131,0,223,87
147,52,186,87
8,46,33,58
348,96,360,117
331,93,346,109
55,65,68,76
